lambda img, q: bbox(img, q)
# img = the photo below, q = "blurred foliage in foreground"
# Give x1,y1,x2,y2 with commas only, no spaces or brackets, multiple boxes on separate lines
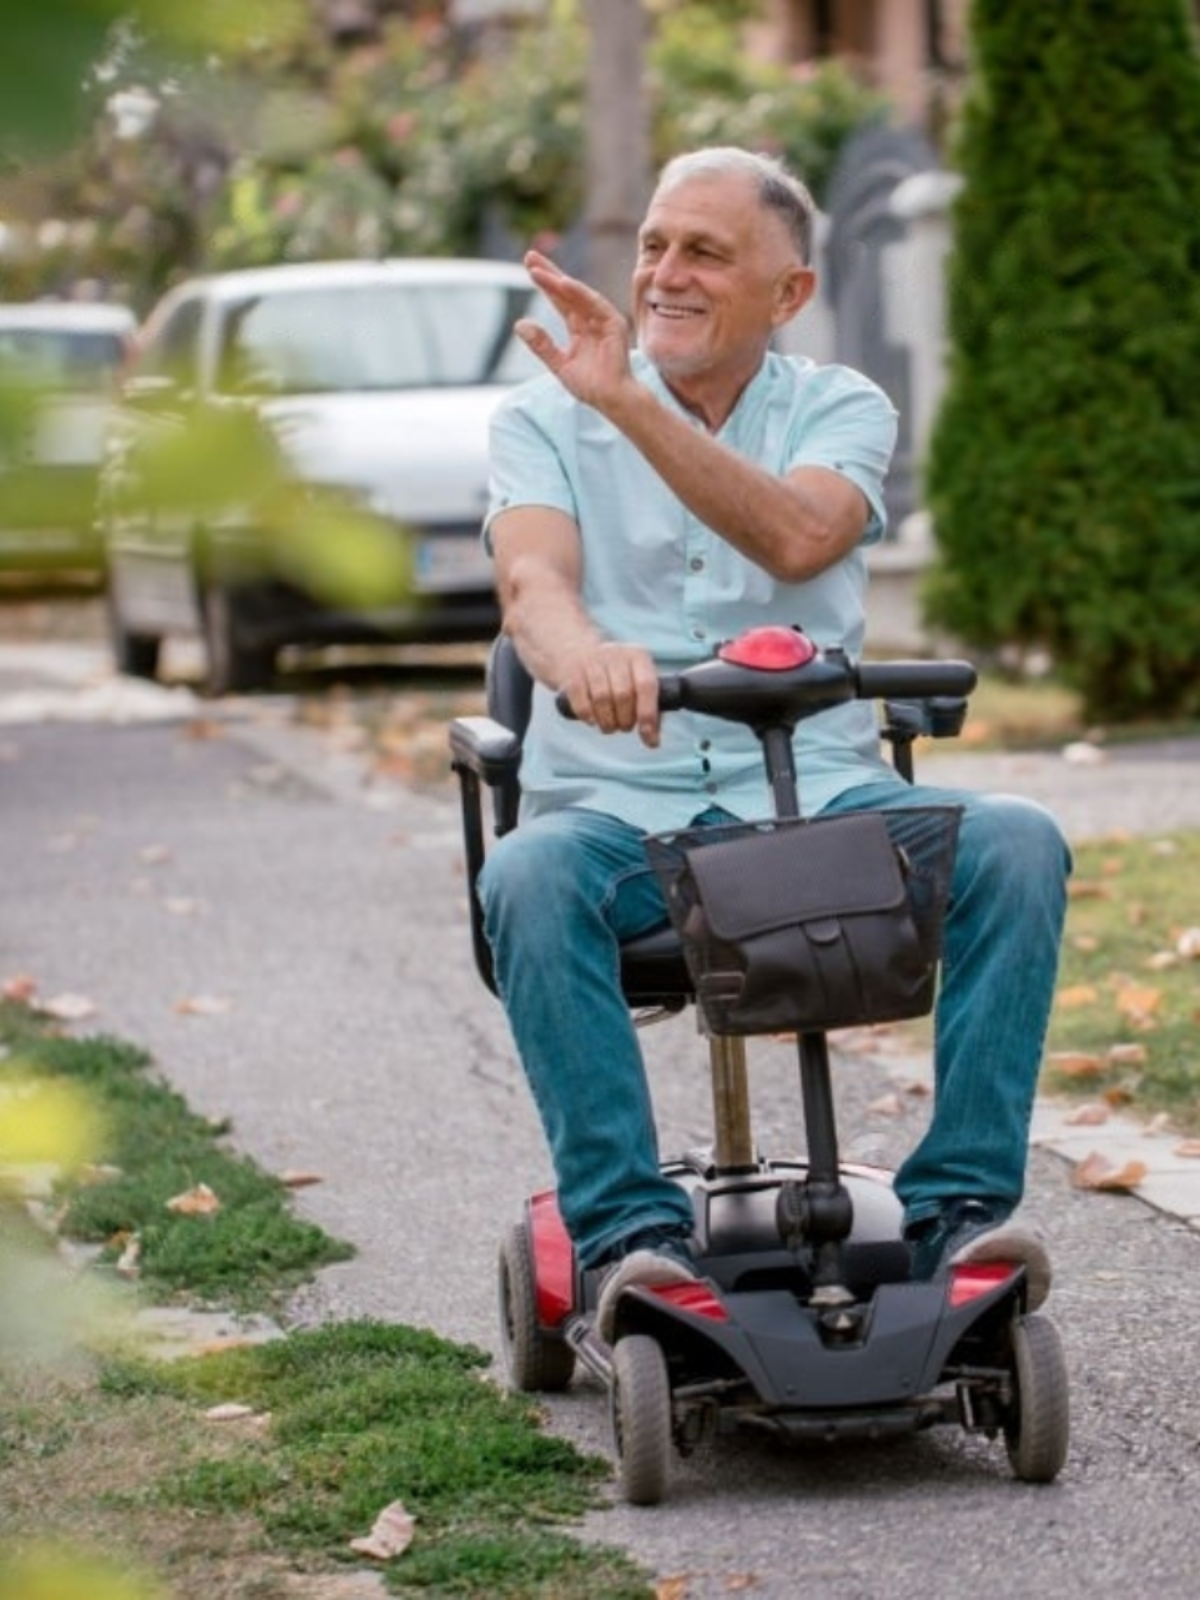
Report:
1,0,886,311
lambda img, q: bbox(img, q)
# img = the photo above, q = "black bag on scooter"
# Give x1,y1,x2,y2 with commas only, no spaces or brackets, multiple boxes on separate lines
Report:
645,807,962,1037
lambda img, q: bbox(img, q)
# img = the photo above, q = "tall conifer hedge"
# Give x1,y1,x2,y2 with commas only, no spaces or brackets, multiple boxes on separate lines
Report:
923,0,1200,721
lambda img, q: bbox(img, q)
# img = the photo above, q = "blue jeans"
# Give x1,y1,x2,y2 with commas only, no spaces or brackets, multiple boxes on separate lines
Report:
478,779,1071,1266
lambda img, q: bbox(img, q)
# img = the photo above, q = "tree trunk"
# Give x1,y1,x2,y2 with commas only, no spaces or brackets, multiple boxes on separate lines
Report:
582,0,650,315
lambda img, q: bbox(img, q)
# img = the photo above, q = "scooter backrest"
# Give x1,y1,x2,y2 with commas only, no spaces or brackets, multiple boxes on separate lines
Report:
487,635,534,740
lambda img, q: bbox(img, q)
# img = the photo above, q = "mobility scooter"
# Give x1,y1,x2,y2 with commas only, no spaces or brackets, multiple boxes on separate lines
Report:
449,625,1069,1504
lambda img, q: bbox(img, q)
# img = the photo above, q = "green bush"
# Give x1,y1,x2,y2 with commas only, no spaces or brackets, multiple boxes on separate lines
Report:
923,0,1200,722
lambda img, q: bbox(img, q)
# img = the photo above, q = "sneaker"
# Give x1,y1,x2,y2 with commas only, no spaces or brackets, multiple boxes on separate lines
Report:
905,1198,1052,1311
595,1228,698,1344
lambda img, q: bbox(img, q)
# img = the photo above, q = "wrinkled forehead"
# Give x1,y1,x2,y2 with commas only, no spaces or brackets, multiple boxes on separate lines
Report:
640,173,801,261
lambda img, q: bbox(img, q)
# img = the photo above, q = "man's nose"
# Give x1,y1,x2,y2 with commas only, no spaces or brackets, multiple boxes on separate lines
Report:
652,246,689,285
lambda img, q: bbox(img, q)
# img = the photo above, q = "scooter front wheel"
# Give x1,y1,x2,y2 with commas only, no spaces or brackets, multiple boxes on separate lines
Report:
1004,1312,1070,1482
498,1222,576,1393
610,1333,672,1505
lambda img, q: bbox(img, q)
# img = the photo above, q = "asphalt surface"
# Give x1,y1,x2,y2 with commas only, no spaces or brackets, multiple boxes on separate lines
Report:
4,638,1200,1600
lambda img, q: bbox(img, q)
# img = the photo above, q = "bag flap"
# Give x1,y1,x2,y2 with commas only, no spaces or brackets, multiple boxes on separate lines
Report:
682,813,908,942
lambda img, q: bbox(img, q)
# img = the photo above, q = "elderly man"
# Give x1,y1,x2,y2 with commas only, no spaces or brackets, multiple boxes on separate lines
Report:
478,147,1068,1339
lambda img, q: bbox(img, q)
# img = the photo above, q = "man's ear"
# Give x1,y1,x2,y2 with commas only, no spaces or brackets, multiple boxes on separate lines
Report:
773,266,818,327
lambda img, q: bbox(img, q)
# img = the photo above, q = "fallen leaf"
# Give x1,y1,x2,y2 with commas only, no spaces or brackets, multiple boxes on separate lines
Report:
41,992,98,1021
204,1402,257,1421
184,718,225,740
655,1580,689,1600
1064,1103,1109,1126
1107,1042,1148,1066
1144,951,1179,972
163,897,201,917
2,973,38,1001
1071,1152,1147,1192
166,1182,221,1216
138,844,172,864
1173,1139,1200,1159
1055,984,1099,1009
1045,1050,1105,1078
174,994,234,1016
1071,933,1101,953
349,1500,416,1561
1114,984,1162,1023
1062,741,1107,765
867,1092,904,1117
116,1234,142,1277
1102,1085,1136,1109
1066,880,1112,902
279,1170,324,1188
1176,927,1200,960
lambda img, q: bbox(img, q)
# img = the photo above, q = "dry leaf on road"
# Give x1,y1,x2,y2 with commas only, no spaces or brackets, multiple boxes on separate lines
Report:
1071,1152,1147,1192
41,992,98,1021
174,994,234,1016
1065,1103,1109,1126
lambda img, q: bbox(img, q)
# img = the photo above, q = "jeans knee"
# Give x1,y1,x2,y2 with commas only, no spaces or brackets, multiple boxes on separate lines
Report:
958,795,1071,907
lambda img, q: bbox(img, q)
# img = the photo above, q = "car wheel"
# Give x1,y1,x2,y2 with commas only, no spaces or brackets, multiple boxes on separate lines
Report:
202,581,275,697
105,583,162,681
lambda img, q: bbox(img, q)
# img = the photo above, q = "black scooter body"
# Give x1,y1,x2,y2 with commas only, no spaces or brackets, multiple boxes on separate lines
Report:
460,629,1069,1502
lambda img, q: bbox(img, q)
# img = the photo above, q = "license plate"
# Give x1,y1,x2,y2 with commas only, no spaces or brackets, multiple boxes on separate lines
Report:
414,532,493,594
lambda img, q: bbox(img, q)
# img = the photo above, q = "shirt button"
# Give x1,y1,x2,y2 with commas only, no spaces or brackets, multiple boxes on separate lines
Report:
691,627,706,642
689,557,705,572
705,781,718,794
699,739,711,751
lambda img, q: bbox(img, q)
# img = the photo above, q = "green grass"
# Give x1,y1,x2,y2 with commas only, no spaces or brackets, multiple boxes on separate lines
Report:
0,1002,652,1598
105,1325,647,1597
0,998,352,1308
1043,831,1200,1130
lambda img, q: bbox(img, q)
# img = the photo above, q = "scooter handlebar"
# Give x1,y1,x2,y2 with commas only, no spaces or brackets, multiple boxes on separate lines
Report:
854,660,977,700
554,661,974,721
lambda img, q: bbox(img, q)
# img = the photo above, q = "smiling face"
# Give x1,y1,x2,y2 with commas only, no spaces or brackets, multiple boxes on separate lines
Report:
632,170,815,424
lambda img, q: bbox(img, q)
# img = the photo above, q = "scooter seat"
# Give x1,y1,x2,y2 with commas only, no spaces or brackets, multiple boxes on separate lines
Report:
619,926,694,1007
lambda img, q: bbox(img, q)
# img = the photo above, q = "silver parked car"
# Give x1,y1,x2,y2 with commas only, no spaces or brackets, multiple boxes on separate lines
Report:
0,301,135,575
99,258,550,693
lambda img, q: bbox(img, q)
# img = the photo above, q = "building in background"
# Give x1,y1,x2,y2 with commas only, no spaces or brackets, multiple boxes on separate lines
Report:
749,0,970,138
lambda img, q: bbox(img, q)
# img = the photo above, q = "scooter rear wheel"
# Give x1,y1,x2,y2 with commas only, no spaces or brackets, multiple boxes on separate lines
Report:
1004,1312,1070,1482
498,1221,576,1393
610,1333,672,1505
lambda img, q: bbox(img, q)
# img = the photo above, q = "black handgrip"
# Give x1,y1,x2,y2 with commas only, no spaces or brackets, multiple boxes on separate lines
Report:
555,675,684,719
855,660,977,700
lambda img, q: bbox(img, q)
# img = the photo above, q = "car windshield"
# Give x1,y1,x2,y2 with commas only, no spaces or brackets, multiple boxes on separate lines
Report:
0,327,128,393
215,281,547,397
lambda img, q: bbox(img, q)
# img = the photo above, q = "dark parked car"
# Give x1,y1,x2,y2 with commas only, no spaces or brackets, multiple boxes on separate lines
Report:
0,301,135,576
99,258,551,693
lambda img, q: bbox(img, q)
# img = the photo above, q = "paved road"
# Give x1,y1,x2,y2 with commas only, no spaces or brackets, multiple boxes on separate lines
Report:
4,641,1200,1600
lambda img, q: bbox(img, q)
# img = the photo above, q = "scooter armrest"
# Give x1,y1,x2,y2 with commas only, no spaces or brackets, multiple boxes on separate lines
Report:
448,716,523,785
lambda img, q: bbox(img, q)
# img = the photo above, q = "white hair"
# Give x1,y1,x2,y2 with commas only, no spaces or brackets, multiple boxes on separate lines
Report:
655,147,815,262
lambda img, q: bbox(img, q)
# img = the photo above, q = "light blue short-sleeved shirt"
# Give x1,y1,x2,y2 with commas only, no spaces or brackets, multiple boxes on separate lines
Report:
485,350,900,831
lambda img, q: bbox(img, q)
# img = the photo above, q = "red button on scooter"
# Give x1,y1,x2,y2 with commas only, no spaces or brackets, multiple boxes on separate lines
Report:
717,625,817,669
